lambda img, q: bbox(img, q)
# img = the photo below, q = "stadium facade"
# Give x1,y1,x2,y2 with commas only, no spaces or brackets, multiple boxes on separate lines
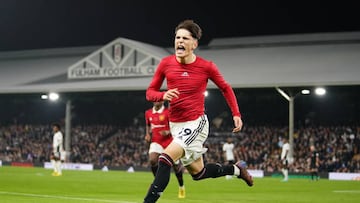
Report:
0,31,359,94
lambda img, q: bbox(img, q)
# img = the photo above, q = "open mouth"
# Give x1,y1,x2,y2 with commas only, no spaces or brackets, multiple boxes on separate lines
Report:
177,45,185,51
176,45,185,54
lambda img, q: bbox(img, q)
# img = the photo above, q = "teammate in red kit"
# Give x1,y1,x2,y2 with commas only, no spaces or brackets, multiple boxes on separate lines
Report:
145,101,185,198
143,19,253,203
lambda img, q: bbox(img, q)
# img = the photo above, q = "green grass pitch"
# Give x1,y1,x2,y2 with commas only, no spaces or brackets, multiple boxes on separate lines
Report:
0,166,359,203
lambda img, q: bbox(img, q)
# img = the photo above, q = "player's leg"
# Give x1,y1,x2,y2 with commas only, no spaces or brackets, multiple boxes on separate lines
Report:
281,160,288,181
55,160,62,176
311,168,319,181
310,168,314,180
225,160,235,179
56,151,66,176
172,160,184,186
148,142,164,177
53,152,62,176
149,152,160,176
316,168,320,180
188,157,231,179
187,156,253,186
172,160,185,198
51,152,62,176
50,153,57,175
283,168,288,181
144,142,184,203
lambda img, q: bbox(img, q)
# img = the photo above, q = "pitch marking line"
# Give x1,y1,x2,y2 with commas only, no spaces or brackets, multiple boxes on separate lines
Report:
333,190,360,193
0,191,137,203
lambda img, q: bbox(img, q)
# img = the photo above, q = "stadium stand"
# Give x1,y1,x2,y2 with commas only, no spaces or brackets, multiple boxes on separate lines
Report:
1,123,359,173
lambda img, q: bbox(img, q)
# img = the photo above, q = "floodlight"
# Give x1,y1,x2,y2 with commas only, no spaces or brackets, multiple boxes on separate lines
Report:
41,94,48,100
315,87,326,96
301,89,310,95
49,92,59,101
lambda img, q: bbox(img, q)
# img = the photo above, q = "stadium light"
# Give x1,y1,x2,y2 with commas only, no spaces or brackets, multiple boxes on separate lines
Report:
41,94,48,100
301,89,310,95
49,92,60,101
204,90,209,97
41,92,60,101
315,87,326,96
275,87,326,162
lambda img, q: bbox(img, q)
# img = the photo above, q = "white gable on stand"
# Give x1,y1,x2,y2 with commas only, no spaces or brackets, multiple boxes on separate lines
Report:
0,38,169,93
67,37,169,79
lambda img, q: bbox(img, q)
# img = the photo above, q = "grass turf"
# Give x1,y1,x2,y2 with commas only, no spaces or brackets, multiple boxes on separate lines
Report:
0,166,359,203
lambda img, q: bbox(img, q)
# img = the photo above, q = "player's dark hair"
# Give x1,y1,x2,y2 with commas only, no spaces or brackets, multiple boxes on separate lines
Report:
52,123,61,129
175,19,202,40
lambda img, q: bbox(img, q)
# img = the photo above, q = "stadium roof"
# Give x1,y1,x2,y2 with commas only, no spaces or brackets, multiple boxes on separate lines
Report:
0,32,359,94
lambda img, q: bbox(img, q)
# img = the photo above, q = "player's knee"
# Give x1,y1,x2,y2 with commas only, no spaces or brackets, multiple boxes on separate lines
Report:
158,153,174,166
149,159,158,166
173,164,183,173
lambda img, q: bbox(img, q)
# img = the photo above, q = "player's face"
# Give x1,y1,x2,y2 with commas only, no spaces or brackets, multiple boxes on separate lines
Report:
153,101,163,108
174,29,198,60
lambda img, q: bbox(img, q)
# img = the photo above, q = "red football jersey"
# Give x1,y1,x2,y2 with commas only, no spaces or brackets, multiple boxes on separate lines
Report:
146,55,241,122
145,105,173,148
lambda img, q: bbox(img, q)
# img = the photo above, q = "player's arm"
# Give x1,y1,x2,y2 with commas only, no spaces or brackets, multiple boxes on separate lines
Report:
283,149,289,161
159,109,172,136
222,145,227,160
52,143,61,159
209,62,242,132
316,153,320,167
145,114,152,142
146,61,166,102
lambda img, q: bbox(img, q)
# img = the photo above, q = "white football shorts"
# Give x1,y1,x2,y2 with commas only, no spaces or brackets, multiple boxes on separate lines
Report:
149,142,180,165
149,142,165,154
170,115,209,166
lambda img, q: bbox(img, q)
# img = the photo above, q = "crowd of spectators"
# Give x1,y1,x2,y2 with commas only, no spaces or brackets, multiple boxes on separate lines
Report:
1,123,359,173
207,125,360,173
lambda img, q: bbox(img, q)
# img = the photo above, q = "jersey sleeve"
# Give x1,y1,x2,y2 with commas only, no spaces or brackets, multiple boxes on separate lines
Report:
208,62,241,117
146,59,166,102
145,110,150,125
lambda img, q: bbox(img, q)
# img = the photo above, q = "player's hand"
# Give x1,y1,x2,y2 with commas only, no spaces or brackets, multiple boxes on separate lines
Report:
52,152,60,159
145,134,151,142
159,130,170,136
232,116,243,133
163,88,179,101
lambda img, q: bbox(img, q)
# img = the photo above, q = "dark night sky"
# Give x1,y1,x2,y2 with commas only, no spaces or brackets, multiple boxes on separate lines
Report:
1,0,359,51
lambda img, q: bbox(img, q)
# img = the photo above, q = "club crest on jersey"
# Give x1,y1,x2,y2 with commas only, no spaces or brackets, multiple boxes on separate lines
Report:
159,115,165,121
181,72,189,77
